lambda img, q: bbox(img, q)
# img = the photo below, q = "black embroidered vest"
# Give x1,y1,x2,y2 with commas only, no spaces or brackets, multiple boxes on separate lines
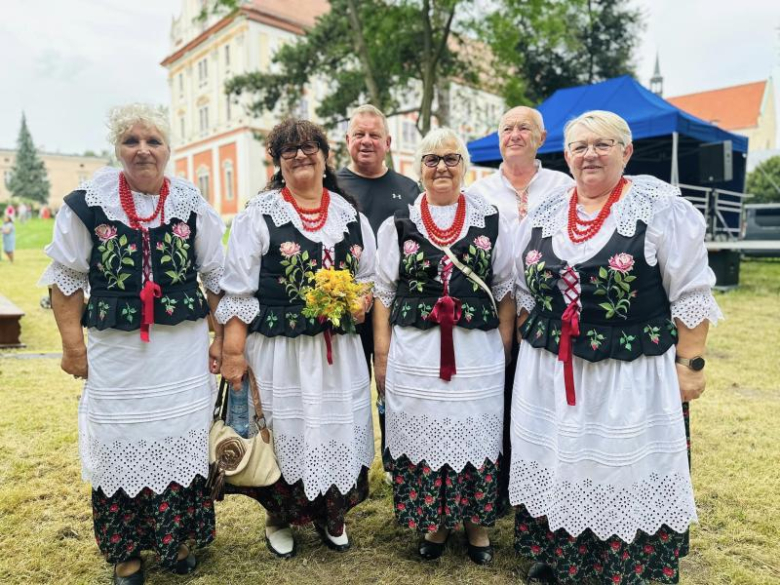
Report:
521,222,677,362
389,208,500,331
64,190,209,332
249,214,365,337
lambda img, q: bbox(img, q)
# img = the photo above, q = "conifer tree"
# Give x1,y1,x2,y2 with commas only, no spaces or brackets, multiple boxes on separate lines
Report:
8,114,50,205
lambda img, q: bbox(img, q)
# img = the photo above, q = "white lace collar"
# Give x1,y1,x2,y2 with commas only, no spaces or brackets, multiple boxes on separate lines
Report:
409,190,497,234
530,174,679,237
83,166,206,224
246,189,358,244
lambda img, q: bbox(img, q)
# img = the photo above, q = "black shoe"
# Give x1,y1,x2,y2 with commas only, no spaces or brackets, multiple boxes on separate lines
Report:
113,565,144,585
174,552,197,575
418,534,449,561
526,562,557,584
314,523,351,552
466,542,494,565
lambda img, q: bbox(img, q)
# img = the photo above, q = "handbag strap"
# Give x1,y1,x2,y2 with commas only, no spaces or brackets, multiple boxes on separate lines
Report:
246,367,272,442
213,376,229,422
440,245,498,315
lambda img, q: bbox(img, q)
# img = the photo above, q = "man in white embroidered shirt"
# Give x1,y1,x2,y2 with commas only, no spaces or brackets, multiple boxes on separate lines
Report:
467,106,573,222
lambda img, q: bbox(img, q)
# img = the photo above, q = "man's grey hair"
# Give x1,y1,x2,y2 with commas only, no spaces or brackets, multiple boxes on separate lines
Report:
347,104,390,136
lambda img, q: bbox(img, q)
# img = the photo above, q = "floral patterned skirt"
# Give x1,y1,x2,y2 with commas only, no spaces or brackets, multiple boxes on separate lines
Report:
390,454,502,533
226,467,370,537
514,403,692,584
92,475,215,569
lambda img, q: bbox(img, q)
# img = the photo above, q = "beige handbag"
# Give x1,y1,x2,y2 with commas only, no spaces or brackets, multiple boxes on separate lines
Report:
207,368,281,499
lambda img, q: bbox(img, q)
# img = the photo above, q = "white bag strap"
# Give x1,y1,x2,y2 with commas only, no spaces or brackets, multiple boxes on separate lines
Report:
440,245,498,315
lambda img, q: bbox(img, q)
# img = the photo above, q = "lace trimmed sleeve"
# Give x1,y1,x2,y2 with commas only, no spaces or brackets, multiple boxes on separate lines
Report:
38,204,92,295
513,217,536,315
490,214,515,301
194,202,226,294
374,217,400,308
215,206,269,325
355,213,377,285
649,194,723,328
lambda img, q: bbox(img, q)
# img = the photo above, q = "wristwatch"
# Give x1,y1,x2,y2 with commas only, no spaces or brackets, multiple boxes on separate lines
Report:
675,355,706,371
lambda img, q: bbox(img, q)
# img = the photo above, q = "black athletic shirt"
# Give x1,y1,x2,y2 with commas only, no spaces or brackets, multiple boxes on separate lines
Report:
336,167,420,235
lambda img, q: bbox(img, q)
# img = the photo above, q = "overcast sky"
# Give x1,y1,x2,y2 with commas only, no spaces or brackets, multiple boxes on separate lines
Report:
1,0,778,154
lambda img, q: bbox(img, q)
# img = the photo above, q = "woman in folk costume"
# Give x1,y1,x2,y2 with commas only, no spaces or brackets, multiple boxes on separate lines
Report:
42,104,225,584
218,119,375,558
509,110,722,585
373,128,516,565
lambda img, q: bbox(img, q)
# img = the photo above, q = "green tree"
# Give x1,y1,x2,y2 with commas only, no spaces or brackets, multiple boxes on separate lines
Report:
747,156,780,203
8,114,50,205
481,0,643,105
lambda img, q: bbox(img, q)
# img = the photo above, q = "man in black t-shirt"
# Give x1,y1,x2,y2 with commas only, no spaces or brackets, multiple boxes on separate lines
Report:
337,105,419,476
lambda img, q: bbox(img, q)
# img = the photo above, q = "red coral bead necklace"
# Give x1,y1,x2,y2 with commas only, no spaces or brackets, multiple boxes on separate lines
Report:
282,186,330,232
119,172,168,230
421,192,466,247
567,177,627,244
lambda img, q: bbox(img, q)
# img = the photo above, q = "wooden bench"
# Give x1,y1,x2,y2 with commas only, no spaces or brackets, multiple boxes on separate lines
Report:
0,294,25,348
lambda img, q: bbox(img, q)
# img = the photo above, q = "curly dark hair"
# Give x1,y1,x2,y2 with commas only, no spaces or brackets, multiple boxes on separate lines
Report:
264,118,356,207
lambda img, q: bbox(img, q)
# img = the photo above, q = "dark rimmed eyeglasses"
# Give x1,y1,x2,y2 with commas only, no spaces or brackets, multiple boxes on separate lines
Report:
279,141,320,160
421,153,463,168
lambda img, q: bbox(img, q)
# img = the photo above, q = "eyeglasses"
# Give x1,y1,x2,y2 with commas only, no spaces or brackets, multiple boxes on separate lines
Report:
567,139,622,157
421,153,463,168
279,141,320,160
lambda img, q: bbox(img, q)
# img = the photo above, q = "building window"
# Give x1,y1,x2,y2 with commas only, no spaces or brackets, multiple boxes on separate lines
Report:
226,98,232,122
199,106,209,134
224,44,230,69
197,167,210,201
178,74,184,96
179,116,186,140
223,160,234,201
402,120,418,148
4,170,12,187
296,98,309,119
198,59,208,87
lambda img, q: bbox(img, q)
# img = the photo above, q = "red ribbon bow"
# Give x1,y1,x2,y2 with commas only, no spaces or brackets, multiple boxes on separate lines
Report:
427,295,462,381
558,302,580,405
318,317,334,365
139,280,162,343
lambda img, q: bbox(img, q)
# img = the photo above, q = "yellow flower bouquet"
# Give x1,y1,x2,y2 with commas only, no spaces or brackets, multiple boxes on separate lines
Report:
302,267,372,334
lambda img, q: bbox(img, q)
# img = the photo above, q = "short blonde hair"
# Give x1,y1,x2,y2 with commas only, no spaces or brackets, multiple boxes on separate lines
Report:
106,103,170,154
563,110,632,151
414,127,470,181
347,104,389,136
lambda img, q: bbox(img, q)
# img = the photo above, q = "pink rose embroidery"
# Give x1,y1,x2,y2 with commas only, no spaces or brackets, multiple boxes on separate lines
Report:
473,235,492,251
171,222,191,240
156,242,164,251
608,252,634,274
403,239,419,256
350,244,363,260
95,224,117,242
128,244,137,253
279,241,301,258
525,249,542,266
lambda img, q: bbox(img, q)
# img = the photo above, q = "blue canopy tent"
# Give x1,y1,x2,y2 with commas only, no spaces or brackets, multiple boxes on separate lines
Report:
467,76,748,195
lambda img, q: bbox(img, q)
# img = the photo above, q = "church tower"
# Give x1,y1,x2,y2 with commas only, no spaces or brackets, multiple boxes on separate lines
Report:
650,53,664,97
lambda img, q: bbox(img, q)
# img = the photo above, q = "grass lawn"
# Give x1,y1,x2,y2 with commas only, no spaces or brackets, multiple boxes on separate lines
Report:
1,221,779,584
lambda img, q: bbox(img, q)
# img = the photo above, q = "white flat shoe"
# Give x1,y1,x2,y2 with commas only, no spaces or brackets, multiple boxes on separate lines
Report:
265,525,295,559
315,523,350,552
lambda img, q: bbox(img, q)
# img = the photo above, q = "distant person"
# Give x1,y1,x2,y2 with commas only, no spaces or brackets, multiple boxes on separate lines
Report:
41,103,225,584
336,104,419,478
467,106,572,222
17,202,29,223
2,216,15,262
39,206,51,220
510,110,721,585
4,204,14,220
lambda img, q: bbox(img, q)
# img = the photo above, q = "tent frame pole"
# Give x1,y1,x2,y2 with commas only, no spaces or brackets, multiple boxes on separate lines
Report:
671,131,680,186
